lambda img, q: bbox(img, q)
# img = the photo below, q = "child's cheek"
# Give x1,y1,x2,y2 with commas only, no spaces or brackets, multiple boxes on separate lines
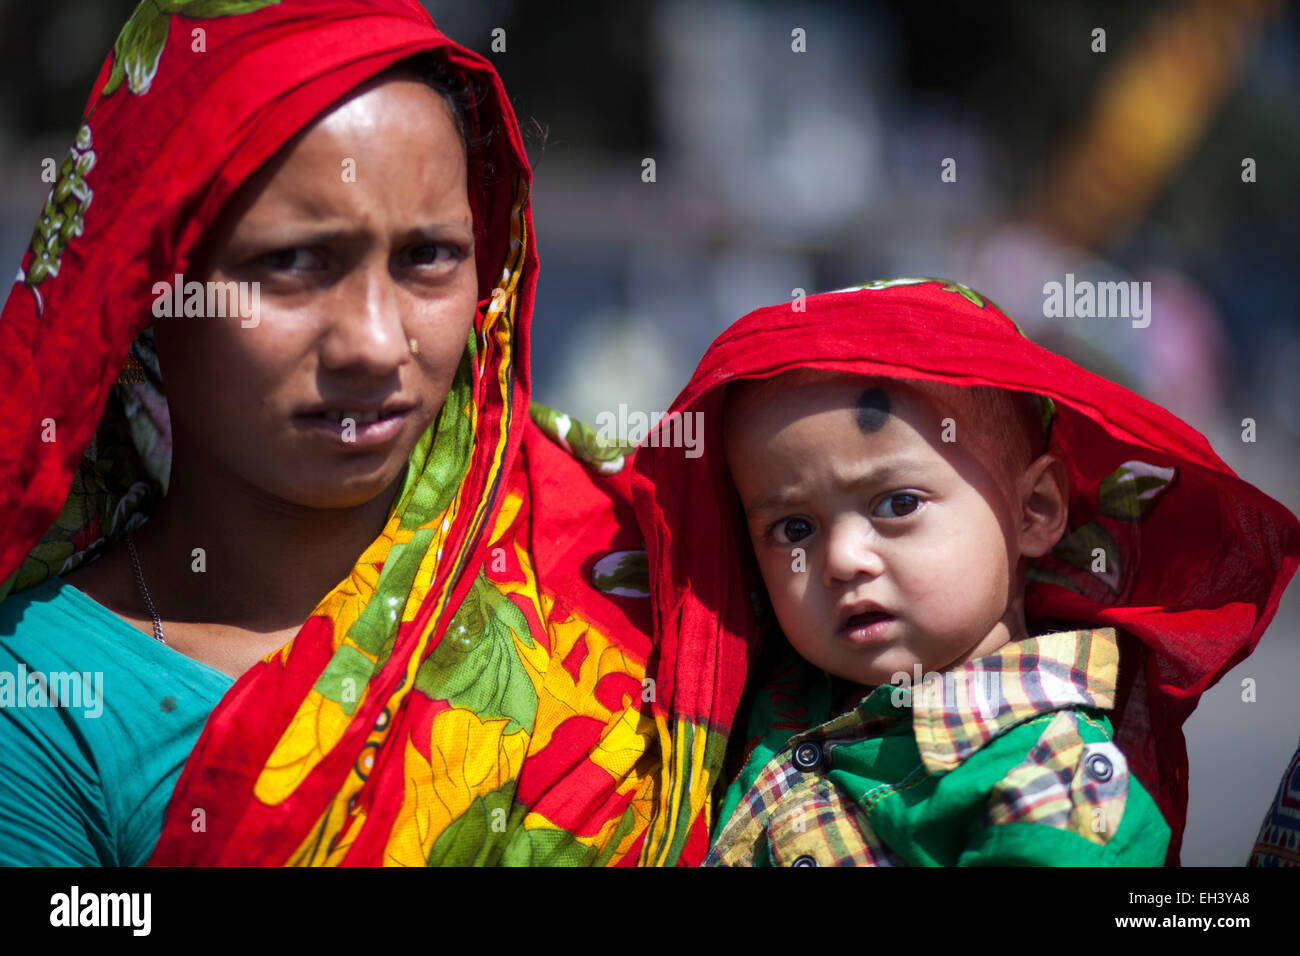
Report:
755,549,790,600
763,551,809,611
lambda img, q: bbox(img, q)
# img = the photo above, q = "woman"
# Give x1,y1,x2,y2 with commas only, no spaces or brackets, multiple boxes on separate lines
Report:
0,0,743,865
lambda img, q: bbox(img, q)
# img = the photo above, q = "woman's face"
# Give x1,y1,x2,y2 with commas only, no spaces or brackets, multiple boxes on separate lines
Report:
154,78,478,510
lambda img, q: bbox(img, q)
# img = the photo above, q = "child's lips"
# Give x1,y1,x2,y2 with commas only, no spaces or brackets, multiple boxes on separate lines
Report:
840,610,896,645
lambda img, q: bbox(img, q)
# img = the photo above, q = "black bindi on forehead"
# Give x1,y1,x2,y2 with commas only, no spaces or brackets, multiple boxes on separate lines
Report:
855,387,891,433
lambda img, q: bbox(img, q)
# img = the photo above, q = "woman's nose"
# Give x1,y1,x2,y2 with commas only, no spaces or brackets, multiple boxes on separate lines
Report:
319,261,410,373
821,518,884,586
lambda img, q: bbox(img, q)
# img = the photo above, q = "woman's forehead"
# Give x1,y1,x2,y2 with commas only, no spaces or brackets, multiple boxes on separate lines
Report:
259,80,460,187
203,79,471,249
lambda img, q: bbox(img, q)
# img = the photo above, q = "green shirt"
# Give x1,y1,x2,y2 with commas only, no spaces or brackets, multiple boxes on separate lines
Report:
0,576,233,865
706,628,1170,866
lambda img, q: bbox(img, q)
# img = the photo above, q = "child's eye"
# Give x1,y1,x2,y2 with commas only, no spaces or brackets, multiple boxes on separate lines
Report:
773,517,814,545
872,493,921,519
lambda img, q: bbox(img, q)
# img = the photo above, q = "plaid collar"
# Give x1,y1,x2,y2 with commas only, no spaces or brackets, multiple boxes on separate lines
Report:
840,627,1119,777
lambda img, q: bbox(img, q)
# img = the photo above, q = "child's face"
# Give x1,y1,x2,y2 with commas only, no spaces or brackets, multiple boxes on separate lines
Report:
725,374,1032,688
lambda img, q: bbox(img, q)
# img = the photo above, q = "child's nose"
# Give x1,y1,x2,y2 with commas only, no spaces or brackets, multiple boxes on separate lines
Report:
822,520,884,586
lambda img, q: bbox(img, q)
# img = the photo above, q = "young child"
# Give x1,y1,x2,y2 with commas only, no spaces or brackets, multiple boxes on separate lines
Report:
629,277,1300,867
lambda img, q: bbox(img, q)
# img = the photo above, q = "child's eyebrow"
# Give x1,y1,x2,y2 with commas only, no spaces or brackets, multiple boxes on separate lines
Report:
744,458,933,517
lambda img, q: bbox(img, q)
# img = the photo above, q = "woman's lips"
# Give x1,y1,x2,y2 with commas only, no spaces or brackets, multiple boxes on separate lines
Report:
840,610,895,645
296,410,409,450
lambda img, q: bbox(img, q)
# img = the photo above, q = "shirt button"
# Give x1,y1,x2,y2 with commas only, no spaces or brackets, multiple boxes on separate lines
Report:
1085,753,1114,782
792,742,823,771
792,855,818,867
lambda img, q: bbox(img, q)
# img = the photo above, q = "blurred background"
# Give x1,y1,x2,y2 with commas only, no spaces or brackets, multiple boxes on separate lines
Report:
2,0,1297,865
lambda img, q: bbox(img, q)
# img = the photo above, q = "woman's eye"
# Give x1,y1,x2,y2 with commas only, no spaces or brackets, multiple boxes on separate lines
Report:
258,248,320,271
405,243,462,267
773,517,814,544
873,493,921,519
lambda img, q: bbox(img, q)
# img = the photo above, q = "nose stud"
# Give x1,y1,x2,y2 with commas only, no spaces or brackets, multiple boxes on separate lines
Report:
408,337,420,356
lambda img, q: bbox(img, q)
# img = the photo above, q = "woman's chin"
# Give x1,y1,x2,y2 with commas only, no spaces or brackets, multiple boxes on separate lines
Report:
267,462,407,512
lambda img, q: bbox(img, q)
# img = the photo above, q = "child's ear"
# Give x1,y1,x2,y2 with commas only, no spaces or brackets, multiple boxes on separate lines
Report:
1016,452,1069,559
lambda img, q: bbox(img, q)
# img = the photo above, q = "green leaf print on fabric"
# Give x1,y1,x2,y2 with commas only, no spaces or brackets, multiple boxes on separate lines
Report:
395,340,476,533
839,276,988,308
1028,461,1178,597
414,571,538,735
1097,461,1177,521
167,0,286,14
936,279,988,309
311,645,378,715
591,549,650,598
529,402,630,475
1049,521,1122,593
21,125,95,310
426,789,597,866
104,3,170,96
102,0,282,98
845,277,931,292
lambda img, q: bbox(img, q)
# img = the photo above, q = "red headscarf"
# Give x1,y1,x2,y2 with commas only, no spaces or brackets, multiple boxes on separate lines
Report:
0,0,726,865
629,277,1300,865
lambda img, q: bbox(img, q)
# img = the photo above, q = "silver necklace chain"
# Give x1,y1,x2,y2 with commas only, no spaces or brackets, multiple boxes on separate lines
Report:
125,532,166,644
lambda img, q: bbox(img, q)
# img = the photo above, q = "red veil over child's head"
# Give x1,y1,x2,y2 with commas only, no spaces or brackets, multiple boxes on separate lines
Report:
630,277,1300,865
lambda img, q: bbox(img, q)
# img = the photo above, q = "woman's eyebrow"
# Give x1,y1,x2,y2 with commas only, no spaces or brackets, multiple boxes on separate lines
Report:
228,218,362,249
399,222,475,244
230,220,473,251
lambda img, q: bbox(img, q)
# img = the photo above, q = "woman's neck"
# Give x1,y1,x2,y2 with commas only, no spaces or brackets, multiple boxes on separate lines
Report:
133,455,404,631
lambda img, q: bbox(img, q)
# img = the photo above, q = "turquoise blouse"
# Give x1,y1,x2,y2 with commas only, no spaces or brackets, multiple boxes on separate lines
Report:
0,575,233,866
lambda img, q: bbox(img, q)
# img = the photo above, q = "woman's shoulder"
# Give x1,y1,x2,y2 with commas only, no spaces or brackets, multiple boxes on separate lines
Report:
0,571,236,742
4,569,201,681
1,571,137,673
0,573,233,866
